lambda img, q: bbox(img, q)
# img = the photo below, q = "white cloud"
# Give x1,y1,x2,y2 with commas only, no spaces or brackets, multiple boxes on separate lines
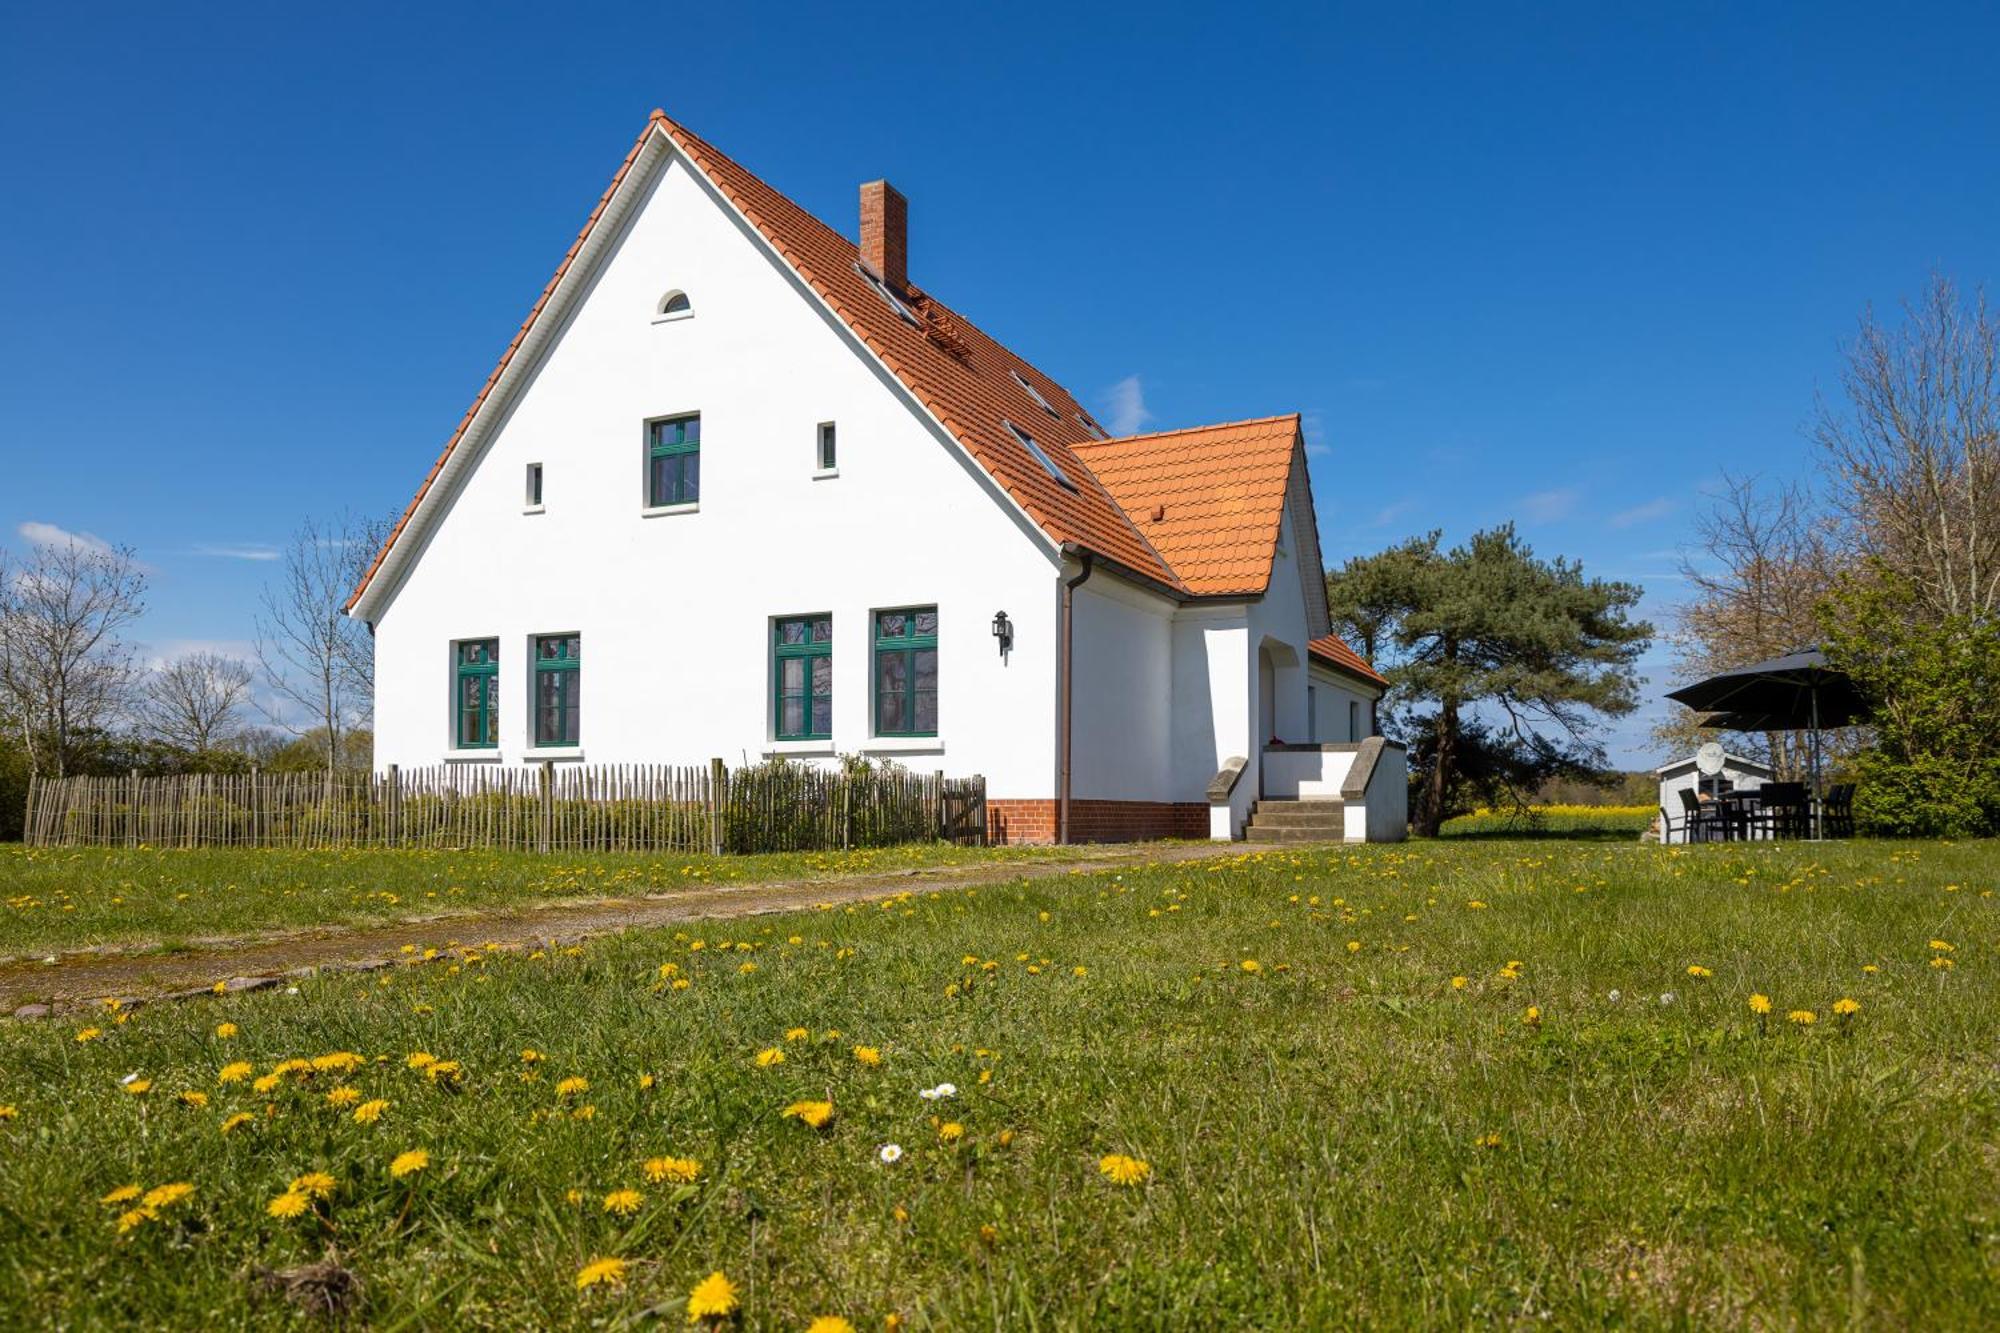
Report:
1101,375,1153,436
191,542,282,561
1369,499,1416,530
1519,488,1581,523
1607,497,1675,529
18,520,114,556
143,638,260,670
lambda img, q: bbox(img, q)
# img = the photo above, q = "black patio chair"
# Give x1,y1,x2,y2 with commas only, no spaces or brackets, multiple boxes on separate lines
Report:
1823,783,1856,838
1671,788,1726,844
1753,782,1811,839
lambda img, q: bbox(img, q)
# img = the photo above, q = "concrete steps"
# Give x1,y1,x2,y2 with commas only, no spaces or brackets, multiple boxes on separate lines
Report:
1243,798,1346,844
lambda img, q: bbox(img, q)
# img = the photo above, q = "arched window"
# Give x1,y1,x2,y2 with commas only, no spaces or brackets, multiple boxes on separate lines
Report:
656,290,692,320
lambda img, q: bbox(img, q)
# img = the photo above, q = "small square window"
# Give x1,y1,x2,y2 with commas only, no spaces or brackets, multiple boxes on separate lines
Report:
525,462,543,508
817,422,837,472
1003,420,1077,492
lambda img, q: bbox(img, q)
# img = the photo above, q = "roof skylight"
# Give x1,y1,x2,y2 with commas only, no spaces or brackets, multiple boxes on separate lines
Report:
1011,369,1059,417
854,262,919,326
1004,420,1076,491
1076,413,1106,440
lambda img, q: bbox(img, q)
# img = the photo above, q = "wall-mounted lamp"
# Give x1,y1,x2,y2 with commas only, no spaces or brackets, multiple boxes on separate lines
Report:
990,609,1013,657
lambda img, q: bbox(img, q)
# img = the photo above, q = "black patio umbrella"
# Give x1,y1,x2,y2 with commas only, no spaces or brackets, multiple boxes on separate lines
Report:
1666,648,1870,836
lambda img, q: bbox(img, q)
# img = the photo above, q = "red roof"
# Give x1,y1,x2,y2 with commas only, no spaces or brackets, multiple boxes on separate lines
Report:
1307,635,1389,688
350,113,1318,611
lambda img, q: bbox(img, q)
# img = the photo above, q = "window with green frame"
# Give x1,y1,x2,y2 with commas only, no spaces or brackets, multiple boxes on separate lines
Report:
453,639,498,748
873,607,937,736
647,414,700,507
773,615,832,740
533,634,580,747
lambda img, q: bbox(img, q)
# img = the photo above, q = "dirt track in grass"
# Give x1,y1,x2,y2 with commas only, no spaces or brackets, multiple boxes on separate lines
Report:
0,840,1262,1014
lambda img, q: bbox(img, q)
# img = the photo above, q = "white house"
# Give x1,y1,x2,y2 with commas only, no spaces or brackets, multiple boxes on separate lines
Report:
346,111,1404,844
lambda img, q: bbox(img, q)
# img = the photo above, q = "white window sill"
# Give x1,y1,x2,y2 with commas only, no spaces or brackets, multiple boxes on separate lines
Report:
522,504,545,516
763,740,836,758
442,750,503,764
812,467,839,481
651,310,694,324
523,748,586,763
861,738,944,756
641,502,699,519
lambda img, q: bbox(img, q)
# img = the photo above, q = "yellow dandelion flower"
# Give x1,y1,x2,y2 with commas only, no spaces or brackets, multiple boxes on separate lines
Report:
806,1318,856,1333
638,1073,656,1090
267,1190,310,1220
325,1086,361,1108
602,1188,643,1216
75,1027,102,1043
1787,1010,1817,1026
852,1046,882,1067
1451,976,1468,990
1476,1132,1503,1148
214,1023,238,1039
657,962,681,979
1748,993,1772,1014
1521,1006,1541,1027
1466,900,1488,910
686,1270,738,1320
737,962,757,975
1929,939,1954,952
0,1105,14,1120
177,1090,209,1109
783,1099,835,1130
643,1156,701,1185
217,1061,252,1085
1072,966,1087,977
352,1098,389,1124
1239,960,1261,974
784,1027,810,1042
100,1183,142,1206
251,1073,283,1095
405,1052,437,1070
221,1112,255,1135
116,1207,154,1233
1098,1153,1151,1186
754,1048,786,1068
311,1052,364,1074
1686,965,1712,978
997,1129,1017,1148
389,1149,429,1178
1833,997,1860,1016
1931,956,1955,970
576,1256,627,1291
1862,964,1879,974
556,1076,589,1098
141,1182,193,1209
938,1121,965,1142
291,1171,336,1199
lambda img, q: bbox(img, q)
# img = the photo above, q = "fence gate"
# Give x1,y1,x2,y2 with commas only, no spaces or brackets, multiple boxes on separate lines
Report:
939,776,988,846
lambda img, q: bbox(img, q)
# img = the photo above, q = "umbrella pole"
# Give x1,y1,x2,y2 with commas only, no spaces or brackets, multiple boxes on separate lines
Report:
1810,685,1823,841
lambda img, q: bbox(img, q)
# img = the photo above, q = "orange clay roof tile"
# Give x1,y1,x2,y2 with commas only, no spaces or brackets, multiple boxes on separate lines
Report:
1307,634,1389,688
1073,414,1304,596
351,113,1311,611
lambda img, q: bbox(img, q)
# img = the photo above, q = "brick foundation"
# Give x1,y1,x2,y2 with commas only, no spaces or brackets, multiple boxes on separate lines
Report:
986,799,1208,845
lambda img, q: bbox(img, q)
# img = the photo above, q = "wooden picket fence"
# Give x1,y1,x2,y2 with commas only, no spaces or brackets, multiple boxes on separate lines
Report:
21,761,987,854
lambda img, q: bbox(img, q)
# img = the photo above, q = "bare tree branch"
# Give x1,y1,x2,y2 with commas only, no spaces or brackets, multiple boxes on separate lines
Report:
0,536,148,778
138,650,254,755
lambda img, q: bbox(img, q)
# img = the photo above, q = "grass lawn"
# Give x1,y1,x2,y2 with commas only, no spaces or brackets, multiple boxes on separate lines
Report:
1441,803,1656,840
1,838,1995,1327
0,843,1082,959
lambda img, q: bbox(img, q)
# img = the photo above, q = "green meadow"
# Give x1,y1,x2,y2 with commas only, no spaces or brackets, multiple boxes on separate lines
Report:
0,838,1995,1328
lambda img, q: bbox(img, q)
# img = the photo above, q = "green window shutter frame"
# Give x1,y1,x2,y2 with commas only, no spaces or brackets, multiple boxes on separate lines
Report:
453,639,499,749
872,607,938,737
774,615,833,741
533,634,581,747
648,414,701,507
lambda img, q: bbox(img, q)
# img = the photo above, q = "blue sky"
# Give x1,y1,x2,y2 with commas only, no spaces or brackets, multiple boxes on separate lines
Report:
5,2,1997,765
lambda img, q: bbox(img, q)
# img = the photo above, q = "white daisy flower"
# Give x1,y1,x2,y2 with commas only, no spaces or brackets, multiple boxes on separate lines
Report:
878,1143,903,1164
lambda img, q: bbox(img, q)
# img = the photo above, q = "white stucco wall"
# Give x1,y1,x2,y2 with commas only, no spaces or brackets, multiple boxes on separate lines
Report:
366,147,1061,798
1306,665,1377,743
1068,572,1176,802
1171,608,1251,824
1363,744,1409,842
1260,748,1357,799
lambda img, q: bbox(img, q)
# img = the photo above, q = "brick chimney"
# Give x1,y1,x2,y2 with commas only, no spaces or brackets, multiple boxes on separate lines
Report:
859,180,907,290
